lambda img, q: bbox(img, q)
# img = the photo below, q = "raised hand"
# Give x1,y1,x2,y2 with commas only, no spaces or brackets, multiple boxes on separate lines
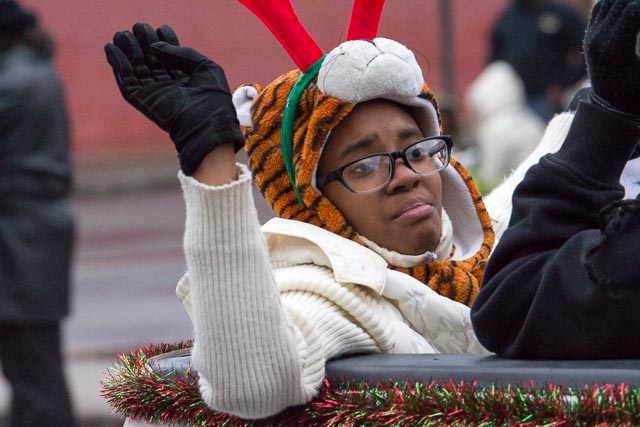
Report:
105,23,244,175
584,0,640,121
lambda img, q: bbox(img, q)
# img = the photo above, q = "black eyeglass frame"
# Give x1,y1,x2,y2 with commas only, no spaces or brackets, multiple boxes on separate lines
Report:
316,135,453,193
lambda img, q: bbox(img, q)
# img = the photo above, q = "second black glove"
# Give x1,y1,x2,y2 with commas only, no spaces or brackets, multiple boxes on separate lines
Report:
584,0,640,121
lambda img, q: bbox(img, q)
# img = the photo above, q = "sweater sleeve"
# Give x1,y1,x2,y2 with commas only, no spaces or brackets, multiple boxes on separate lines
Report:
471,101,640,359
178,165,379,419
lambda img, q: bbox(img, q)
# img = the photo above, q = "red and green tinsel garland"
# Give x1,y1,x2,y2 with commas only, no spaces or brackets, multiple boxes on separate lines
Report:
101,341,640,426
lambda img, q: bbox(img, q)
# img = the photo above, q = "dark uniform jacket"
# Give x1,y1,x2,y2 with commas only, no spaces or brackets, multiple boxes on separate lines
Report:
0,44,74,323
490,2,586,100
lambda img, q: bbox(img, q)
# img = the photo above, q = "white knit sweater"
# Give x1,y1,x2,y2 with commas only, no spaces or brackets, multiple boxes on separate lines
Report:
178,164,486,420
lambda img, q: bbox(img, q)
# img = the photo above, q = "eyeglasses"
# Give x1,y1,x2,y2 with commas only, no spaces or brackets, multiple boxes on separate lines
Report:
316,135,453,193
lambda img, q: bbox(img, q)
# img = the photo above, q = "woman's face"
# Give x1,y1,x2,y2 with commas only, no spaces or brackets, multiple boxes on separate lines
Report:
317,100,443,255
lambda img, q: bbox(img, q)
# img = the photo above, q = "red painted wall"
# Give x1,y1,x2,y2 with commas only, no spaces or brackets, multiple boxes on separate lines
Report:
19,0,508,160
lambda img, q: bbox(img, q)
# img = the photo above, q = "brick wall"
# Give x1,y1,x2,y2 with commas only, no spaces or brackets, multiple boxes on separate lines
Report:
19,0,509,160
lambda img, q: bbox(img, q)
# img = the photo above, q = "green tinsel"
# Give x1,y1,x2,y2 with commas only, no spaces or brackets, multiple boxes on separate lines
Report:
101,342,640,427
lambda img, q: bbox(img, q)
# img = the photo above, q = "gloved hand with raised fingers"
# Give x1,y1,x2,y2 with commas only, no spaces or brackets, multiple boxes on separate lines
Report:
104,23,244,175
584,0,640,122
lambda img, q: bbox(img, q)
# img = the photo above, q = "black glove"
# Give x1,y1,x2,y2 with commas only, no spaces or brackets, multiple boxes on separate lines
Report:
584,0,640,122
104,23,244,175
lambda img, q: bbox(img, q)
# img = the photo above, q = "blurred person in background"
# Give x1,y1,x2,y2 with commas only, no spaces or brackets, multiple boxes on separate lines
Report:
490,0,587,122
464,61,546,188
561,0,598,22
0,1,76,426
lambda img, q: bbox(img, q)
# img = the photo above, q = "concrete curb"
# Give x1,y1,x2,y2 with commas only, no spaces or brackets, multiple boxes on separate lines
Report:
73,152,180,196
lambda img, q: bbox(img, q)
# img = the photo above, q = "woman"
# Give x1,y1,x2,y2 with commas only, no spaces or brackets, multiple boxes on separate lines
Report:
104,1,494,422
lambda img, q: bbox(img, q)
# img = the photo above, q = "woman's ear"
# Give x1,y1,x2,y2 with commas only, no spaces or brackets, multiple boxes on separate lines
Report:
232,83,262,127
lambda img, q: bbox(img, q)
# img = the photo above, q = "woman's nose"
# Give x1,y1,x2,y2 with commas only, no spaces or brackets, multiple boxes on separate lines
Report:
387,158,420,192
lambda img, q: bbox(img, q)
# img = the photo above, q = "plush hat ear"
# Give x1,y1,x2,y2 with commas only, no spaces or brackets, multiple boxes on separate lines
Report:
237,0,387,70
346,0,386,41
232,83,262,127
237,0,324,71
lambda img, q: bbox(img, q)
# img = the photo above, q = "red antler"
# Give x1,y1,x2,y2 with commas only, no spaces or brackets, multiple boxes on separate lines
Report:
237,0,324,72
346,0,386,41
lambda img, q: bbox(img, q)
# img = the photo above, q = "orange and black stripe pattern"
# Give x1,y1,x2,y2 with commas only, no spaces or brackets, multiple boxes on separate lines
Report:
245,70,355,238
243,70,494,307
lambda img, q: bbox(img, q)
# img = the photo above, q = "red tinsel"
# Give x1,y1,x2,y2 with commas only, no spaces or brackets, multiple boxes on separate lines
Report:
101,342,640,426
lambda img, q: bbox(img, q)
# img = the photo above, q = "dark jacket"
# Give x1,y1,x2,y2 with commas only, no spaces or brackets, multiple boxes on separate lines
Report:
0,43,74,323
471,100,640,359
490,1,586,99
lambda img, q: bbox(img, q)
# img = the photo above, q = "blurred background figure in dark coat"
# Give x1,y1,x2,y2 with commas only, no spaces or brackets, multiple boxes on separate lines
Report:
0,0,76,425
489,0,587,122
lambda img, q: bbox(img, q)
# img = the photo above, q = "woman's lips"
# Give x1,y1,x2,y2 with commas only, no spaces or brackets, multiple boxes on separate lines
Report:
394,202,434,222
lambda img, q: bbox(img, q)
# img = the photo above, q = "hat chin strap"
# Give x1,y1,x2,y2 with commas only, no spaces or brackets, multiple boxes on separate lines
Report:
281,56,326,206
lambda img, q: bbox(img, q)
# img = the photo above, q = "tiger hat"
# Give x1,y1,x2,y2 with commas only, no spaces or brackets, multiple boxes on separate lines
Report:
232,0,494,306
